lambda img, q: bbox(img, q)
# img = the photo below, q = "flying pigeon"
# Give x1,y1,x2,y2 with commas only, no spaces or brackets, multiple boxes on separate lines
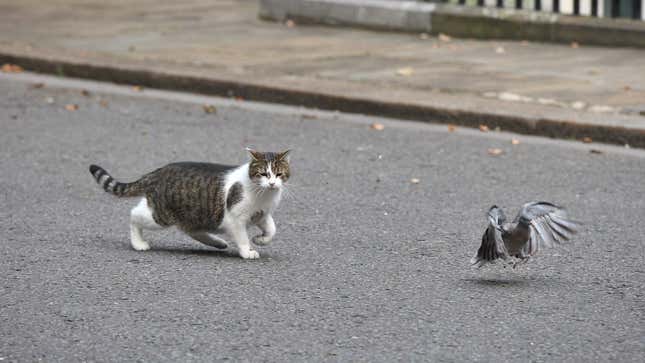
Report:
471,201,580,268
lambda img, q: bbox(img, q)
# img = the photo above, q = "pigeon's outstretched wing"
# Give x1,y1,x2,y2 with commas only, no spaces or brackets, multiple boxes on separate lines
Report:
470,206,509,267
516,201,579,256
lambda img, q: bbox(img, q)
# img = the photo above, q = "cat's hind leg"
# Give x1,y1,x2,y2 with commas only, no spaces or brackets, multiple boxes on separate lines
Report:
189,232,229,250
130,198,163,251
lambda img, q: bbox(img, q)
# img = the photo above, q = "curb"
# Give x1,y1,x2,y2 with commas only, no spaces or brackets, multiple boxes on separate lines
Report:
259,0,645,49
1,51,644,148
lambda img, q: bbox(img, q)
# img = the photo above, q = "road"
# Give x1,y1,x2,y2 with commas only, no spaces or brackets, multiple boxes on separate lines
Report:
1,72,644,362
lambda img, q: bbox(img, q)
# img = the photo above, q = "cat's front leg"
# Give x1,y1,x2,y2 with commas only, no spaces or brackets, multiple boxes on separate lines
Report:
253,214,275,246
226,222,259,259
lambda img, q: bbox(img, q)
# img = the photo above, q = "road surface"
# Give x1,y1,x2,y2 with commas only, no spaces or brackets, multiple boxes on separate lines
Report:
1,72,644,362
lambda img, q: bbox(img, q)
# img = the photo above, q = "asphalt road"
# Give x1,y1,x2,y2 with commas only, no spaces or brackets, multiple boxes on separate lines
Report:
1,72,644,362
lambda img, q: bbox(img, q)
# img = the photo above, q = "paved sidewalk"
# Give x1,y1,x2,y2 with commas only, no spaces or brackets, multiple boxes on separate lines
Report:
1,0,644,145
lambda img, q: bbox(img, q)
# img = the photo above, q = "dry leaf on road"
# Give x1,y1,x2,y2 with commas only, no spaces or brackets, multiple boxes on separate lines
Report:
396,67,414,76
511,138,520,145
99,100,108,107
571,42,579,49
370,122,385,131
495,46,505,54
438,33,452,42
487,148,504,156
447,124,456,132
1,63,23,73
589,149,603,154
479,124,490,132
203,104,217,114
285,19,296,28
410,178,420,184
132,85,143,92
419,33,429,40
582,137,593,143
65,104,79,111
81,89,91,97
30,83,45,89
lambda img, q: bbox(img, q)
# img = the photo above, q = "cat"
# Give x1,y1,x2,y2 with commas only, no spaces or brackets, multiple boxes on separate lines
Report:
89,148,290,259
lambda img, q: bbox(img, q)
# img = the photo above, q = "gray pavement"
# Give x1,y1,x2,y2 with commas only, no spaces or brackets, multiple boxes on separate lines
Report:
1,0,645,146
1,72,644,362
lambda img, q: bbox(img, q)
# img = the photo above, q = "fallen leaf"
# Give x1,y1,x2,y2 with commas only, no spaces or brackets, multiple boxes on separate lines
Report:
45,96,55,104
520,40,529,46
447,124,456,132
582,137,593,143
396,67,414,76
235,96,244,101
370,122,385,131
203,104,217,114
81,89,91,97
30,82,45,89
479,124,490,132
571,101,586,110
410,178,420,184
1,63,23,73
438,33,452,42
301,114,318,120
419,33,429,40
128,45,136,52
589,149,603,154
624,86,631,91
487,148,504,156
132,85,143,92
99,100,108,107
495,46,505,54
511,138,520,145
285,19,296,28
65,104,79,111
571,41,579,49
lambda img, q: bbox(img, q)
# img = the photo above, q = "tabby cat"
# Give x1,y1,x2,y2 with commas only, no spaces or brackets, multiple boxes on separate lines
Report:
89,149,290,259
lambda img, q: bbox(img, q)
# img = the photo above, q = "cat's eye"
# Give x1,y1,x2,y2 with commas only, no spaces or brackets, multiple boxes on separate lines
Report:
259,172,268,177
276,173,283,177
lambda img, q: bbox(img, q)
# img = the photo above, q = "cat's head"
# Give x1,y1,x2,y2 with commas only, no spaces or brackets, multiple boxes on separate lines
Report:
247,148,291,189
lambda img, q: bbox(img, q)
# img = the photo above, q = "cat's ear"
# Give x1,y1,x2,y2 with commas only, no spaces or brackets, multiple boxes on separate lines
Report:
245,147,264,161
276,149,291,161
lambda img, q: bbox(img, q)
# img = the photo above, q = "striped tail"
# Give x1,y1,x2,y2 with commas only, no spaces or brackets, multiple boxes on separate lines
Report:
89,164,144,197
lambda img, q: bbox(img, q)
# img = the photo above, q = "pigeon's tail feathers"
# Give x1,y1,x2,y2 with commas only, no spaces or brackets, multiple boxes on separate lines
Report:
470,225,508,268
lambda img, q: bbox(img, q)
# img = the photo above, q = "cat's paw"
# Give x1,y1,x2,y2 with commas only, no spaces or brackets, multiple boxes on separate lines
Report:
131,239,151,251
252,235,272,246
239,249,260,259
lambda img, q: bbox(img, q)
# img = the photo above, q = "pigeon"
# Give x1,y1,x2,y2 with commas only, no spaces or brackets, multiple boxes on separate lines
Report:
471,201,580,268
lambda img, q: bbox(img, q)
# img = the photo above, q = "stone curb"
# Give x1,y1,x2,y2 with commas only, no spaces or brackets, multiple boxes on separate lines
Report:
259,0,645,48
1,50,644,148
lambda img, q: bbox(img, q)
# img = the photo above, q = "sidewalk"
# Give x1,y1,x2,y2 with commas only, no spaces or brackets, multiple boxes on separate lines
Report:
1,0,644,146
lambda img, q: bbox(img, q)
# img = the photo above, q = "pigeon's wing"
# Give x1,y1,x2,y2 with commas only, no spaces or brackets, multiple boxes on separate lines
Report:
487,205,507,228
470,226,508,267
516,201,580,256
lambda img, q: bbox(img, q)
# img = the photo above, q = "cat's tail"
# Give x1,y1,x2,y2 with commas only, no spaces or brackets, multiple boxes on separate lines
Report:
89,164,145,197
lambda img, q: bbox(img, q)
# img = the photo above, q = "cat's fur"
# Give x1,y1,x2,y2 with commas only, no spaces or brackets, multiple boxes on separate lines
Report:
89,149,290,259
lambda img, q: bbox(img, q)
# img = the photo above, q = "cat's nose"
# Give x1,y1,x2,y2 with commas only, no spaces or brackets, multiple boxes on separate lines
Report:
269,181,276,187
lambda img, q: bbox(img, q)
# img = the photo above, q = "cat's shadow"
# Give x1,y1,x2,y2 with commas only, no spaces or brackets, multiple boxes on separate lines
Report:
461,277,531,287
99,237,279,260
151,246,235,257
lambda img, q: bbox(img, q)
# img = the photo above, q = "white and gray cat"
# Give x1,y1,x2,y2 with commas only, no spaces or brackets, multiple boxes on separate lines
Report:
89,149,290,259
